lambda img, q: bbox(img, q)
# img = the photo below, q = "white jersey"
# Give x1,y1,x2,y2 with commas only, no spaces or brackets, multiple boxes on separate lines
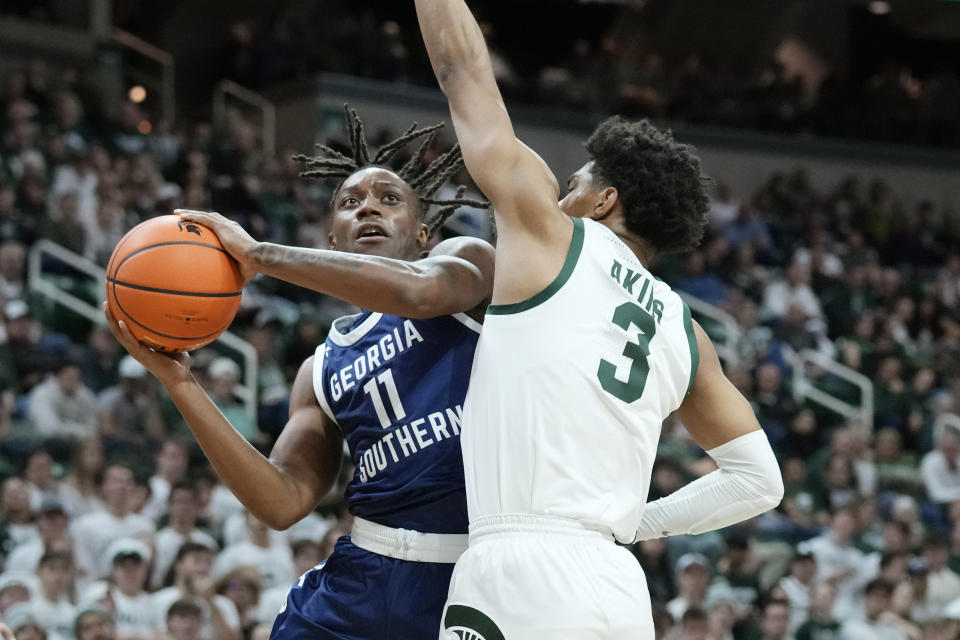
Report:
462,217,698,543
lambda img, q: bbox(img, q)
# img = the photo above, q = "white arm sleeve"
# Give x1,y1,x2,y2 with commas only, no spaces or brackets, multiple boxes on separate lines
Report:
634,430,784,542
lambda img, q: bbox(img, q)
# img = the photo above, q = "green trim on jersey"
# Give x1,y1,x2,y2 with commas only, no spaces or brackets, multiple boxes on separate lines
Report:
487,217,584,316
444,605,506,640
682,302,699,396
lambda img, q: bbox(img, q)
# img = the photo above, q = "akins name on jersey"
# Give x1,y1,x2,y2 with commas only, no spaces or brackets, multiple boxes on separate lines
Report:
609,259,664,325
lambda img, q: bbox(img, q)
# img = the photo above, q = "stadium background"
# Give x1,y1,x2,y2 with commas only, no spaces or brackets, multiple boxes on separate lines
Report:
2,1,960,639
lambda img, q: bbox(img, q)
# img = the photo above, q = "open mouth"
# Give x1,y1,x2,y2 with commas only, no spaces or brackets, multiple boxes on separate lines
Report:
356,225,389,241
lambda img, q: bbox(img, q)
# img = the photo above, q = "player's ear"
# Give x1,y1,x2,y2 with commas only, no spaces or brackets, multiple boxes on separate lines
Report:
592,187,619,220
415,223,429,250
327,232,336,250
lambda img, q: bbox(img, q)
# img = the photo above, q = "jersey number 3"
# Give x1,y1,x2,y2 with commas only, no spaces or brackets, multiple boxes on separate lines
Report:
597,301,657,403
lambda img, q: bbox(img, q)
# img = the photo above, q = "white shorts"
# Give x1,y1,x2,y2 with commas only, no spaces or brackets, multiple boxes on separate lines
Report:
439,514,654,640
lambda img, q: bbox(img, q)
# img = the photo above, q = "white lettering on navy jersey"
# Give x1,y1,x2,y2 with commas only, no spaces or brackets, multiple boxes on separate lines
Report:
329,319,425,401
358,404,464,483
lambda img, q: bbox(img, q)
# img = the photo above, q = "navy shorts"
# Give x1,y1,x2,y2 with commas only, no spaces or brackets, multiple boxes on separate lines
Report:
270,536,455,639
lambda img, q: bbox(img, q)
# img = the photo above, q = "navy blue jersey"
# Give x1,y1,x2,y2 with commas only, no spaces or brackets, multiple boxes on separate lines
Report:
313,311,480,534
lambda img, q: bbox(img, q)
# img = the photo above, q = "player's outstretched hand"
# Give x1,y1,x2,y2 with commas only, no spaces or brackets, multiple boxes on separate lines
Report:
0,623,17,640
103,302,192,387
175,209,258,284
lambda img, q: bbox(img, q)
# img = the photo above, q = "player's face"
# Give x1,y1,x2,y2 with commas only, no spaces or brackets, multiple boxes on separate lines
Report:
329,167,428,260
559,162,615,220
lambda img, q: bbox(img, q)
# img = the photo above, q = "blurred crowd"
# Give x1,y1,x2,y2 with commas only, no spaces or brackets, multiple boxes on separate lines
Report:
2,49,960,640
209,7,960,148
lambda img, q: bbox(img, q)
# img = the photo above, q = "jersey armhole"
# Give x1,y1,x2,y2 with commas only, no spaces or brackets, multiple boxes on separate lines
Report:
312,344,339,428
682,302,700,396
486,216,584,316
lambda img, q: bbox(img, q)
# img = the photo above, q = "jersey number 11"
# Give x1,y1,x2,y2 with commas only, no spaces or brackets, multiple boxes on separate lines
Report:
362,369,407,428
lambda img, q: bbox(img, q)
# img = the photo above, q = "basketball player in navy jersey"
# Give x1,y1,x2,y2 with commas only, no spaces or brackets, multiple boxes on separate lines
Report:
104,107,495,639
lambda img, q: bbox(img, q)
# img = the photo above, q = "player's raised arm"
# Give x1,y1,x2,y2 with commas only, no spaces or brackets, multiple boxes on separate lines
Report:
413,0,566,237
104,304,342,530
633,322,784,541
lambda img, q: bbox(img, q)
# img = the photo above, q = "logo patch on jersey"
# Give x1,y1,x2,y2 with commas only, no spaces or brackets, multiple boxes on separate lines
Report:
443,605,505,640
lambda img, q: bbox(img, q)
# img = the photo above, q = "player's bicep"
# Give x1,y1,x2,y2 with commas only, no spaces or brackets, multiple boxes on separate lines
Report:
414,237,495,316
676,322,762,451
443,77,564,236
268,357,343,522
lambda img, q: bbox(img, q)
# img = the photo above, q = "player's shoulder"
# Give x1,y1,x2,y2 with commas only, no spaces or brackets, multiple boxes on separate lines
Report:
427,235,495,264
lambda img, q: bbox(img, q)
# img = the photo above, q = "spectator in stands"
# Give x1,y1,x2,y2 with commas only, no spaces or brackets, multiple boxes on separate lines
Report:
100,538,159,637
70,464,154,575
73,607,116,640
920,426,960,504
807,506,879,618
2,603,47,640
205,358,257,441
3,299,55,392
758,599,792,640
794,581,839,640
675,251,729,307
778,543,817,633
97,355,167,452
21,448,65,511
79,326,121,394
4,497,90,578
668,553,713,621
164,599,205,640
922,537,960,612
0,241,26,302
215,567,261,638
212,511,294,592
27,360,98,441
839,579,907,640
0,572,38,616
677,606,709,640
1,477,37,550
760,261,825,333
153,541,240,640
42,191,85,256
30,550,76,640
151,482,218,590
60,437,104,517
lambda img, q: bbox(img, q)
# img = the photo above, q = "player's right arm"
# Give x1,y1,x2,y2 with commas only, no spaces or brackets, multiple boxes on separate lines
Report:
413,0,574,305
633,321,784,541
104,304,342,531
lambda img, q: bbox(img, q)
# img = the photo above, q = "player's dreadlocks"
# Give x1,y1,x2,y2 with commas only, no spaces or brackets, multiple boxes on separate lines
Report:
294,105,488,235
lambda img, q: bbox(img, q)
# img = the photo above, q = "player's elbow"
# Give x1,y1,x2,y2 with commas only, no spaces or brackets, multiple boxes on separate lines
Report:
757,469,785,512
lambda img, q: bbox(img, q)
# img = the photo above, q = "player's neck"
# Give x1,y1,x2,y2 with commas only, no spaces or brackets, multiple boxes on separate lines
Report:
594,216,654,267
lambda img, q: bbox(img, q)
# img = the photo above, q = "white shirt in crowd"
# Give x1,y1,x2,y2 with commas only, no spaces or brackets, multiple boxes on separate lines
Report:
807,534,879,619
839,618,907,640
113,589,161,637
70,510,155,576
920,450,960,503
5,522,38,549
29,595,76,640
152,587,240,637
222,512,288,548
257,584,291,625
5,537,96,581
212,541,296,591
27,377,98,439
59,484,104,518
778,575,810,633
150,528,219,589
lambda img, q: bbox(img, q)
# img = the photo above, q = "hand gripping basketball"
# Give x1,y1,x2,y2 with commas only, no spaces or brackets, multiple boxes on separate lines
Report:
105,215,244,352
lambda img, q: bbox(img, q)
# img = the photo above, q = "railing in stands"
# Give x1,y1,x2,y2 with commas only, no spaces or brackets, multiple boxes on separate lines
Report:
790,348,874,434
111,28,175,125
27,239,259,422
213,80,276,159
677,292,742,367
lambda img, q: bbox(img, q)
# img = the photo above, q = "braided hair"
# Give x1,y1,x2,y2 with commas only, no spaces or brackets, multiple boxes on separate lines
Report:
294,105,488,236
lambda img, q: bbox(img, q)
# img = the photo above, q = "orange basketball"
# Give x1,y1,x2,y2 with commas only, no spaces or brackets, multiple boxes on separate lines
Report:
105,215,244,353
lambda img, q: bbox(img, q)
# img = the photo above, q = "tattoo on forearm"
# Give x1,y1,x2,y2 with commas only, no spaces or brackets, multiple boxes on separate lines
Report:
248,244,370,271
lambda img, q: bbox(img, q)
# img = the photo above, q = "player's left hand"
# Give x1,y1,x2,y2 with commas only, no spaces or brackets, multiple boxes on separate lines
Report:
175,209,258,284
103,302,193,388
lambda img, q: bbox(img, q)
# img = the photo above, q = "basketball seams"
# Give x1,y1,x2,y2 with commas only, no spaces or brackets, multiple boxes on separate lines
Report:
111,282,237,343
105,276,243,298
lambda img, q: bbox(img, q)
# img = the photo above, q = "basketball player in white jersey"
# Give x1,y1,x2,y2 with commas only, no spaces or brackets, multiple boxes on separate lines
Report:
413,1,785,637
